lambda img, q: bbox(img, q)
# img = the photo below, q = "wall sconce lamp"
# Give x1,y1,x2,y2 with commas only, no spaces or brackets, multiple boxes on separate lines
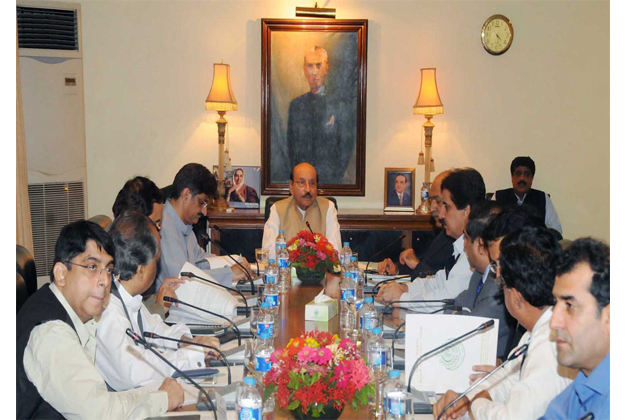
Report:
205,62,237,212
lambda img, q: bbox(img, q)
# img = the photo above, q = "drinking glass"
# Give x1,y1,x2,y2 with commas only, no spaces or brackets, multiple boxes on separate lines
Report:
255,248,269,274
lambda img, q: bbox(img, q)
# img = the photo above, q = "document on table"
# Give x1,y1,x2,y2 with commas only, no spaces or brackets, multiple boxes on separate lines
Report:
205,255,242,269
405,314,498,393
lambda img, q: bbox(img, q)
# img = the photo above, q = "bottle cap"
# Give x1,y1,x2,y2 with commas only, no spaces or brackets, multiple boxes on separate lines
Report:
244,377,256,386
372,328,382,334
268,259,275,264
350,256,357,261
280,243,286,248
260,332,271,340
279,230,284,234
343,242,349,246
261,302,270,308
364,297,373,303
389,370,401,378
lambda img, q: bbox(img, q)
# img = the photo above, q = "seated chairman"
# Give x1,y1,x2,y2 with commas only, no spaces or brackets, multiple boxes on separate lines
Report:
17,220,182,419
376,168,485,311
96,211,220,391
156,163,249,291
262,162,341,259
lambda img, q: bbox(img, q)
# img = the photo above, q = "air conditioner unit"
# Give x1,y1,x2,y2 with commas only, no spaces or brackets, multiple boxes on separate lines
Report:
18,1,88,283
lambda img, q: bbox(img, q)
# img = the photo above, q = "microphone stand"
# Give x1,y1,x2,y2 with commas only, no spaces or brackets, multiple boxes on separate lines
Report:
207,233,256,296
143,331,232,385
125,329,218,420
364,234,406,284
180,271,249,317
164,296,242,346
381,298,455,316
435,344,529,420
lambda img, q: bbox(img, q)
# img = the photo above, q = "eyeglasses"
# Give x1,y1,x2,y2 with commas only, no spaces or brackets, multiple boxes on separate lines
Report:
488,260,499,275
294,179,317,188
196,195,210,210
66,261,116,278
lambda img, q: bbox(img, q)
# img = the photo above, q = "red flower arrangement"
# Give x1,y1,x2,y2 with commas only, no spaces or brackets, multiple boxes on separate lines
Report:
263,331,375,418
286,231,340,274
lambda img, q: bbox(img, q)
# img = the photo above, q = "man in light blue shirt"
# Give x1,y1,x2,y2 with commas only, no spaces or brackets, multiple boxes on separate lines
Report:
155,163,249,291
540,238,610,420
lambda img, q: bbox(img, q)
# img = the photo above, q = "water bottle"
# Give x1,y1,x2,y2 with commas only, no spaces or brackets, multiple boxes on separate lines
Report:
418,182,430,214
236,376,263,420
383,370,407,420
254,332,274,384
340,242,352,269
340,267,357,311
277,244,291,293
358,297,379,347
275,230,286,258
257,302,275,339
345,257,362,310
367,328,392,381
263,265,279,317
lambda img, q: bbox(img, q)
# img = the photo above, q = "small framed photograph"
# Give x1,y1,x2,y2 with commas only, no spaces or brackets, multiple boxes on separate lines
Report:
384,167,416,212
213,165,261,209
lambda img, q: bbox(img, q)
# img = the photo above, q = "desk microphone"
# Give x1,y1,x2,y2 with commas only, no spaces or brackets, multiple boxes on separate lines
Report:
381,298,455,315
305,221,315,235
179,271,249,317
143,331,232,385
125,329,217,419
365,234,406,284
207,231,256,296
435,343,529,420
407,319,495,392
163,296,241,346
371,275,414,296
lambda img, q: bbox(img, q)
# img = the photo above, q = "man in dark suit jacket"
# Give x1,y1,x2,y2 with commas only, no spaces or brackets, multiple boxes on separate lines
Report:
387,173,412,207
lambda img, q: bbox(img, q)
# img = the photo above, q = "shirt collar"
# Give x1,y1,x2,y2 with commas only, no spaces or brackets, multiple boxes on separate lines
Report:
49,282,96,347
165,199,193,236
113,279,143,312
453,234,465,258
575,353,610,398
532,306,553,333
480,267,491,284
313,85,326,96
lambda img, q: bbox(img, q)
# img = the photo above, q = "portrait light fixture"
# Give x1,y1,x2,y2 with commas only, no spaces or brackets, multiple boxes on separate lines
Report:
295,2,336,18
413,68,443,213
206,62,237,212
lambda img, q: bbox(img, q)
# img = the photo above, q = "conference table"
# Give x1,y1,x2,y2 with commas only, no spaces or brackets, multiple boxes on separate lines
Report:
177,276,438,420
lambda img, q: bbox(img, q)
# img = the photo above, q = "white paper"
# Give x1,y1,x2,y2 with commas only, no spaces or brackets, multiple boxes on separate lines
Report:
405,314,498,393
314,290,334,303
205,255,241,269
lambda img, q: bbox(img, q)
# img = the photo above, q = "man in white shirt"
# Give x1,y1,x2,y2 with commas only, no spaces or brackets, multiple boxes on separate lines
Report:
96,211,220,391
262,162,341,258
433,226,575,420
376,168,486,311
17,220,182,419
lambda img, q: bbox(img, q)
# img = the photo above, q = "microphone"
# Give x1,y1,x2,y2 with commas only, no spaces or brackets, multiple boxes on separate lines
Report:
179,271,249,317
435,343,529,420
381,298,455,315
207,230,256,296
164,296,242,346
125,329,217,419
371,275,413,295
579,414,594,420
305,221,314,234
143,331,231,385
364,234,406,284
407,320,495,392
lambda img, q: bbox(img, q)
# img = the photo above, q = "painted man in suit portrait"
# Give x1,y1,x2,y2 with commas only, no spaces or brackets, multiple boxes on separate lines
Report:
286,46,356,184
387,173,412,207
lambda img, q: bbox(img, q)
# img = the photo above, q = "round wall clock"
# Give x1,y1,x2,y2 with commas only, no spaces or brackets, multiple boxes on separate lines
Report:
481,14,514,55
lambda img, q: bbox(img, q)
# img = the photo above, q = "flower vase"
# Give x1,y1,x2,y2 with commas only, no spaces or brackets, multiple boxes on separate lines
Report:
291,403,343,420
295,266,326,285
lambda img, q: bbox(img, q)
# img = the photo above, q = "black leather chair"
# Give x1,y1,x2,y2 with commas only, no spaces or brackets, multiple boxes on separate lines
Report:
16,245,37,297
264,196,338,221
17,273,29,313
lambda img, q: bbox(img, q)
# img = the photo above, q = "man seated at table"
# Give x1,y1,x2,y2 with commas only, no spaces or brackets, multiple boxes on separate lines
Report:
262,162,341,258
377,169,454,278
539,238,610,420
156,163,250,291
96,211,221,391
17,220,182,419
451,200,515,359
433,226,575,420
376,168,485,311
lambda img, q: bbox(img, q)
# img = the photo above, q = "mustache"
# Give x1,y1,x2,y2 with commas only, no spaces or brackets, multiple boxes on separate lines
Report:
440,219,447,227
302,193,313,198
517,180,527,186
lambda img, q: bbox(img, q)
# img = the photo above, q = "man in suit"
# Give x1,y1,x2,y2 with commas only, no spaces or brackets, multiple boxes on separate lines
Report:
286,46,356,184
387,173,412,207
493,156,562,234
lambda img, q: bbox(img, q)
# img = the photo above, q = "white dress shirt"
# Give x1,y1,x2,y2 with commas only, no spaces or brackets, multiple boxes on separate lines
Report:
468,308,575,420
398,235,472,311
262,200,341,259
491,191,562,234
23,283,168,420
95,280,206,391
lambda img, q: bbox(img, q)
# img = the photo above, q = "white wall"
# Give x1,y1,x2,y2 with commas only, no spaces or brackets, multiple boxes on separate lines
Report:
79,0,609,241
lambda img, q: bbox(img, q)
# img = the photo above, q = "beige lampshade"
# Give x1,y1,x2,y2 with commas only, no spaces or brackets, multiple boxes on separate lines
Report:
413,68,443,116
205,63,238,112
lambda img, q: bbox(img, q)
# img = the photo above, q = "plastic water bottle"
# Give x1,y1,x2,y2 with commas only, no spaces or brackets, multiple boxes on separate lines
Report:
263,268,279,317
275,230,286,258
277,243,291,293
367,328,392,381
340,242,352,269
383,370,407,420
345,257,361,310
358,297,379,346
257,302,275,339
340,268,357,311
236,376,263,420
254,332,274,384
418,182,430,214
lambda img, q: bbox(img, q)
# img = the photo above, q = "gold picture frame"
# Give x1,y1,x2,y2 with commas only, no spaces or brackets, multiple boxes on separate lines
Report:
384,167,416,212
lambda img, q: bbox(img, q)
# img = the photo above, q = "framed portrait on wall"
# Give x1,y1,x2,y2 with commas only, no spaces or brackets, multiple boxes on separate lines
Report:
384,167,416,212
261,19,368,196
213,165,261,209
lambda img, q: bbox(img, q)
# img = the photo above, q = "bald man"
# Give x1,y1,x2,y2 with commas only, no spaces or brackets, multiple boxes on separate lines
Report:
262,162,342,259
377,170,455,278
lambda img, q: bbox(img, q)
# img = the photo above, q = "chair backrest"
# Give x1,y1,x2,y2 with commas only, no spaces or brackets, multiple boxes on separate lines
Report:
264,196,338,221
87,215,112,231
17,273,29,313
16,245,37,296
